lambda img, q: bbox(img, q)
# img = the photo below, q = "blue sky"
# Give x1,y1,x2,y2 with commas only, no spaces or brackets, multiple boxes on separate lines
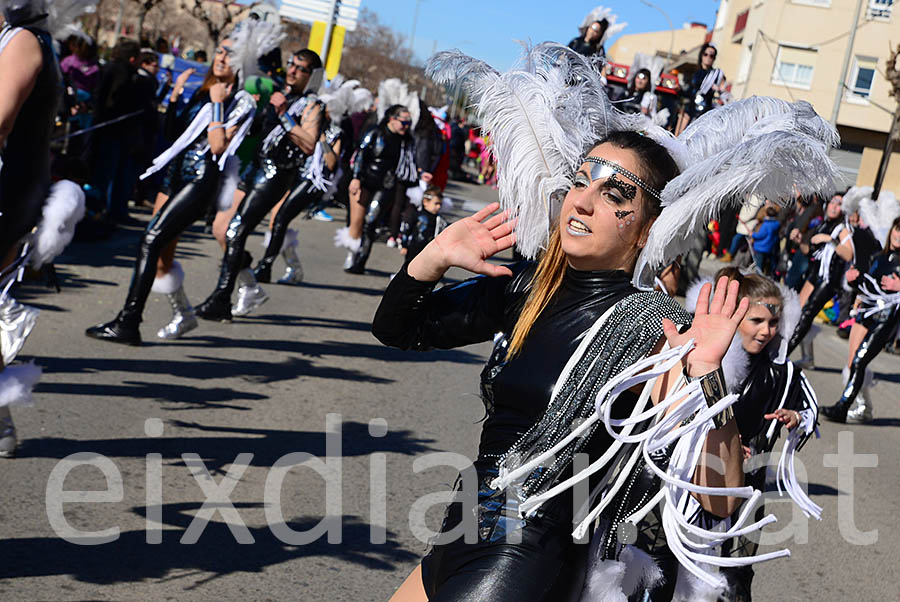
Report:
362,0,721,70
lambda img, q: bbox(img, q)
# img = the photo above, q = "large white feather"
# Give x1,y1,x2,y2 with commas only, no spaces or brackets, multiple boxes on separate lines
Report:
841,185,870,215
47,0,96,41
427,42,628,257
636,130,841,286
228,18,286,82
859,189,900,247
376,78,407,121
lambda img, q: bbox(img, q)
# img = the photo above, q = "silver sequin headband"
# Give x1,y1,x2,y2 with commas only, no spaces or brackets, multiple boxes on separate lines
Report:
583,156,662,202
752,301,781,316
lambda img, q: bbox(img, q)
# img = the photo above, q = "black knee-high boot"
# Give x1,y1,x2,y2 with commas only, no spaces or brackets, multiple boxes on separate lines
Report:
345,188,389,274
786,282,837,355
822,308,900,422
255,179,320,282
197,171,292,319
86,169,217,344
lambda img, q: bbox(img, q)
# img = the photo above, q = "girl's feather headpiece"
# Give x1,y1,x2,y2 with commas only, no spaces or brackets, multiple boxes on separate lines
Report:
579,5,627,45
376,78,420,127
228,18,286,82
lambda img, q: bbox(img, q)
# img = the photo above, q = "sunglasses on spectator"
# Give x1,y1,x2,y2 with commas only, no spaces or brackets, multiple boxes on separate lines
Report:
703,51,716,57
287,61,313,74
394,118,412,126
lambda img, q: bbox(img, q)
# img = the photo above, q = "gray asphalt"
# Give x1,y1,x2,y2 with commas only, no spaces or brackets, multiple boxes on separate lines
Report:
1,179,898,601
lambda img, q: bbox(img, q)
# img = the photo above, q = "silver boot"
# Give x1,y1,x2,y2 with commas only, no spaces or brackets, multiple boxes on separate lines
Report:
278,237,304,284
232,268,268,317
0,405,16,458
157,286,198,339
847,368,874,424
0,295,40,365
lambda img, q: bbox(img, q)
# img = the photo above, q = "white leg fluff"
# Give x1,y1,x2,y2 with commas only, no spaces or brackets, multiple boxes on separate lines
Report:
333,226,361,251
151,260,186,295
0,362,42,408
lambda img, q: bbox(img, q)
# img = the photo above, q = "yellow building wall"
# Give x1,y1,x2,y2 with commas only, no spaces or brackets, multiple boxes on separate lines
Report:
857,148,900,193
607,27,708,66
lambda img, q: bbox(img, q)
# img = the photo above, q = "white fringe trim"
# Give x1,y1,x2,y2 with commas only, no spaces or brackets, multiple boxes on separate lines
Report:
151,261,185,294
333,226,361,251
0,362,42,408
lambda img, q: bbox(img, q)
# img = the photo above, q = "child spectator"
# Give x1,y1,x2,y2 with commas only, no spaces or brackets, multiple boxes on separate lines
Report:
400,186,448,262
751,204,781,275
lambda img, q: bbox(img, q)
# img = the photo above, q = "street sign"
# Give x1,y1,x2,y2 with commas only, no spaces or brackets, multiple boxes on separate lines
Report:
279,0,361,32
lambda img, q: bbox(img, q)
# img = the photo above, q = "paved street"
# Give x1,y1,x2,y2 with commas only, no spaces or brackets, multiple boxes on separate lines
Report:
1,179,898,601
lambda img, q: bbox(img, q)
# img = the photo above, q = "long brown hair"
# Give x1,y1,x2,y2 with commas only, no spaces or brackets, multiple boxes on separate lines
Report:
882,216,900,254
506,131,680,357
196,44,237,97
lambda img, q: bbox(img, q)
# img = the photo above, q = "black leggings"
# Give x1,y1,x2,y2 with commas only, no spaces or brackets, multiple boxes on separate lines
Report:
787,280,838,355
206,169,294,299
259,178,321,268
839,309,900,405
119,162,218,322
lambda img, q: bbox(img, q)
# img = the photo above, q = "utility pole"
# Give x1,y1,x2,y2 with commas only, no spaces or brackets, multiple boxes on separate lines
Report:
321,0,339,67
829,0,865,127
873,44,900,200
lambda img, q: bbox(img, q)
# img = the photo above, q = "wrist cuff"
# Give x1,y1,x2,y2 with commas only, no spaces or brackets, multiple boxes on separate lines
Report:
685,367,733,429
280,112,298,131
211,102,224,123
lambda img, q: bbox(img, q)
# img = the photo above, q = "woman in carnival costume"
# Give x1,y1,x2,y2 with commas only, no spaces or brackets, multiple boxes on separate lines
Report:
1,0,92,455
785,191,854,367
85,18,282,345
374,43,841,601
822,189,900,423
629,267,819,601
193,47,325,321
567,5,626,60
336,78,419,274
253,77,372,284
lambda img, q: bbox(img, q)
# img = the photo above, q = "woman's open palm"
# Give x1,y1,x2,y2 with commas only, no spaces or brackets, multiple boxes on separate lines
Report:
432,202,517,277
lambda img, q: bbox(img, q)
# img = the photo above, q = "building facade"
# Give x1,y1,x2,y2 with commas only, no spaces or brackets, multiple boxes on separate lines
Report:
710,0,899,191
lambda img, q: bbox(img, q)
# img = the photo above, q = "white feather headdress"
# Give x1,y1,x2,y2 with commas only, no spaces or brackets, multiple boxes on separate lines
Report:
841,185,867,215
319,76,373,119
228,18,286,82
376,78,420,127
427,43,841,276
46,0,96,40
859,188,900,247
579,5,627,45
427,42,631,258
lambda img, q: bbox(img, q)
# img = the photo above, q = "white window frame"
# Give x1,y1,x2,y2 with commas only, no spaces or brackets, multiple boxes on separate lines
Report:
866,0,893,20
791,0,831,8
771,44,817,90
846,56,877,104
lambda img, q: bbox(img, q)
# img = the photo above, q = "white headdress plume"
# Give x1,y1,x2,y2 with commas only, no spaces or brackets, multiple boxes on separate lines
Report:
427,42,628,257
47,0,96,41
228,18,286,81
319,76,371,119
376,78,420,126
634,99,842,287
841,185,868,215
859,188,900,246
579,5,627,45
629,52,665,91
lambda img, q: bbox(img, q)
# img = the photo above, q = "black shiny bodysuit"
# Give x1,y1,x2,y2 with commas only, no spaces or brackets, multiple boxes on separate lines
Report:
373,262,641,601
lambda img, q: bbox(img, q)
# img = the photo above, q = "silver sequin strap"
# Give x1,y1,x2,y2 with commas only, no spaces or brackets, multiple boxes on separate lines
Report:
584,156,662,202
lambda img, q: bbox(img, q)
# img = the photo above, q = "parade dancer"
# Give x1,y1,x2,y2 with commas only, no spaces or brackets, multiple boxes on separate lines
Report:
379,43,840,601
254,78,372,284
194,49,325,321
633,268,819,600
1,0,92,456
786,192,853,367
85,19,281,344
336,78,418,274
822,193,900,423
566,5,625,60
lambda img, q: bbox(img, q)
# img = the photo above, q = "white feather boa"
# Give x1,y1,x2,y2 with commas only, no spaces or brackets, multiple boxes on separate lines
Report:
580,543,663,601
29,180,86,269
0,362,42,408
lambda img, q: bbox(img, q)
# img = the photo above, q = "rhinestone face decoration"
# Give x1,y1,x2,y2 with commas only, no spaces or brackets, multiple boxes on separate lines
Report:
584,156,662,203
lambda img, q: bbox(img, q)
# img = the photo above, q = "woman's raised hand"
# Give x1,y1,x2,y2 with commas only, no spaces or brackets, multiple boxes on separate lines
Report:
408,201,516,281
662,276,749,378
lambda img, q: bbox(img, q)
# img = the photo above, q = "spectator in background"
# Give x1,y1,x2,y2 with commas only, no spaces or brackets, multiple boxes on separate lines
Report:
194,49,208,64
134,50,164,207
781,194,824,290
751,204,781,275
722,195,763,264
449,117,467,180
60,35,100,94
399,185,448,263
90,37,142,223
